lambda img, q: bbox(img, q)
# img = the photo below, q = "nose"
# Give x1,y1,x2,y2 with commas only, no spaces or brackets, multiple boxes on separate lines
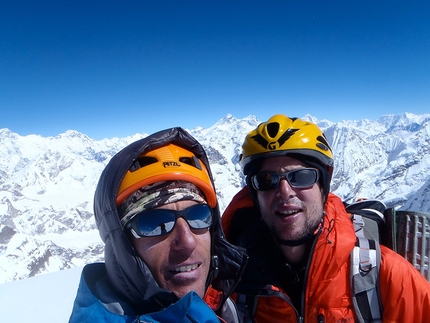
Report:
276,177,296,199
169,217,198,253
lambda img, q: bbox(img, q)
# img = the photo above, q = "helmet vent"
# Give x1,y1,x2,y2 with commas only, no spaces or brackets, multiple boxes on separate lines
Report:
179,156,203,171
316,135,332,152
316,143,329,151
130,156,158,172
267,122,280,138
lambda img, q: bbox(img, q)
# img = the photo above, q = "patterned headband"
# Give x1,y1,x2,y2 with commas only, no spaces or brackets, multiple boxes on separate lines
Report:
118,180,207,227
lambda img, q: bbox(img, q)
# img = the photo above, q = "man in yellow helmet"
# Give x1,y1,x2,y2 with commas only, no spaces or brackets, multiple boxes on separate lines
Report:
69,127,248,322
222,114,430,322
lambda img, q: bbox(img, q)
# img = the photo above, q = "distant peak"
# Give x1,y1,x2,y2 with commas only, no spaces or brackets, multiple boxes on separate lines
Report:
302,114,318,123
0,128,19,140
220,114,237,123
0,128,13,135
56,130,90,140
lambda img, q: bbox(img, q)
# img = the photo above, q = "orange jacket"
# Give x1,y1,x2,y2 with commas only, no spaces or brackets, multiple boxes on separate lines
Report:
222,187,430,322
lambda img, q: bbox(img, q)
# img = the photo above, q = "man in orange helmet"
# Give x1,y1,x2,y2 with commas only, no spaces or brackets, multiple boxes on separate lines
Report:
69,127,247,323
222,114,430,322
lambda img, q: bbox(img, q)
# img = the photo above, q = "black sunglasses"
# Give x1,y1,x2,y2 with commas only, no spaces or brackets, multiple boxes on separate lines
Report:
126,204,213,237
251,168,319,191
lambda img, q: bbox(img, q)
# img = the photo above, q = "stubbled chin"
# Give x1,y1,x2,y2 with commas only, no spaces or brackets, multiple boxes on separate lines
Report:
272,214,308,240
164,266,207,296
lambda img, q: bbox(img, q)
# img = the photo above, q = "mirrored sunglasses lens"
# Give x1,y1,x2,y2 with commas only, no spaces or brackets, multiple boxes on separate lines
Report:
252,173,279,191
185,204,213,229
131,204,213,237
136,210,175,236
287,169,318,188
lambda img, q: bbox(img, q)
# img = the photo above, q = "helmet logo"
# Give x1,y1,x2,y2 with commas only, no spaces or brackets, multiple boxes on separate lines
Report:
268,141,280,150
252,128,299,150
163,161,181,168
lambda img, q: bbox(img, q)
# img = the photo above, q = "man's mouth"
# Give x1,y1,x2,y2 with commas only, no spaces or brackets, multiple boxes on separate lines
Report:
172,264,199,273
277,209,301,216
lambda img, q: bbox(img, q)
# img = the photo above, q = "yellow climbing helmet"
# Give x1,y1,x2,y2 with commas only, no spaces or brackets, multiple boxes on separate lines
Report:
116,144,217,208
240,114,334,175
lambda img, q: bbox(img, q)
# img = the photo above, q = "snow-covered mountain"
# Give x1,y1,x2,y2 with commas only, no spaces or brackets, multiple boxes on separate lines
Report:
1,112,430,283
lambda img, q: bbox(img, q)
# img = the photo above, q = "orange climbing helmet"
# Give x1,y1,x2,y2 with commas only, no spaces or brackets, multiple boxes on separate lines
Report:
116,143,217,208
240,114,334,176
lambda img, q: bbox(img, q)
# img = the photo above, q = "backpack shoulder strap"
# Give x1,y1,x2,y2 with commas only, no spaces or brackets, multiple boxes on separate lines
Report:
234,294,258,323
218,297,242,323
347,201,384,323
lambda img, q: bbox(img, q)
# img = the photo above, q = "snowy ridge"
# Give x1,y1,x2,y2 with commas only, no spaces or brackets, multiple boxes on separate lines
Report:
1,112,430,283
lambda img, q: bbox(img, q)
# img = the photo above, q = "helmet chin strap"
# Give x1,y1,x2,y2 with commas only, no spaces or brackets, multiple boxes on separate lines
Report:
211,255,219,278
204,254,219,291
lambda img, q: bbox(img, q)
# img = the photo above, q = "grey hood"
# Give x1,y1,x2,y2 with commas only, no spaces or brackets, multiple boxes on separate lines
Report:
93,127,248,313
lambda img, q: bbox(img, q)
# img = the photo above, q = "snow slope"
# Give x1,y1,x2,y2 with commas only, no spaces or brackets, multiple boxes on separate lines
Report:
0,266,82,322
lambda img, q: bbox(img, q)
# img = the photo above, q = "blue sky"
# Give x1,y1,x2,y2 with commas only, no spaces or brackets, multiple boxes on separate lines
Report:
1,1,429,139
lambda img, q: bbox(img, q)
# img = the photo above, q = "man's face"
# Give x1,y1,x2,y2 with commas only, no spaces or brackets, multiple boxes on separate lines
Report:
130,200,211,298
256,156,325,243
